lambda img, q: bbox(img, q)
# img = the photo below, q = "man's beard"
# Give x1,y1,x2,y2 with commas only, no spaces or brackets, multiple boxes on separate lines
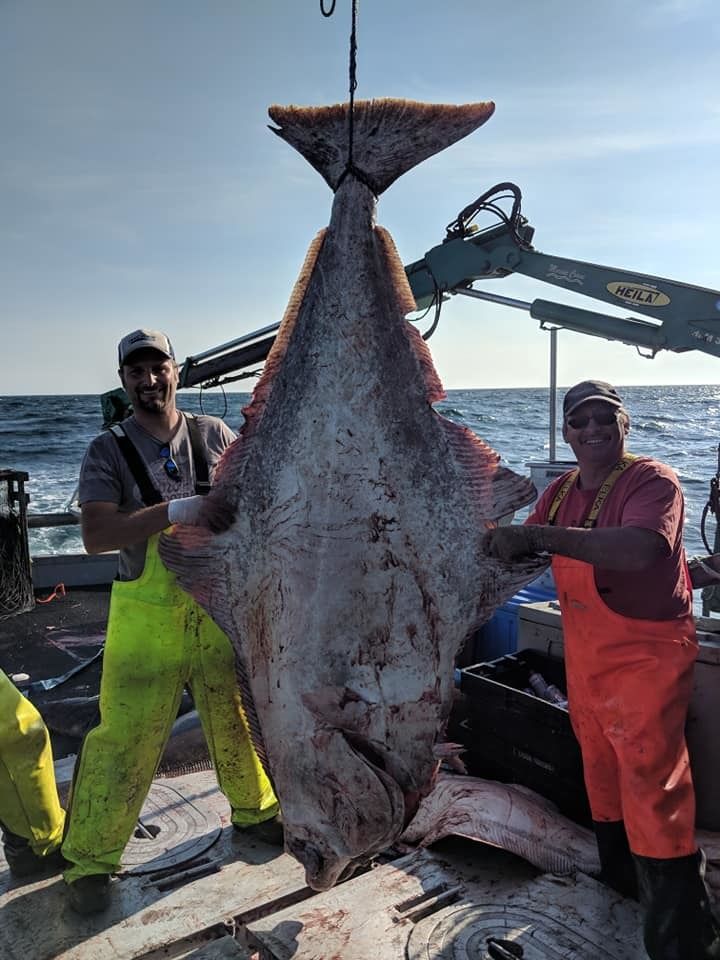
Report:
134,387,169,414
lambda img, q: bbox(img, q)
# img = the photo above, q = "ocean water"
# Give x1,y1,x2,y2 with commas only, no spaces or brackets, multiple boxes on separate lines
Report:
1,385,720,564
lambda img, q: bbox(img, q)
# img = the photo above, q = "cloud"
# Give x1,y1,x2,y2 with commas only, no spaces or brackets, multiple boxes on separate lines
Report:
653,0,712,19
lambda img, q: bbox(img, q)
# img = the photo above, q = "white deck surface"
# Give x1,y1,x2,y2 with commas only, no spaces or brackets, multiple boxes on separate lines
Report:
1,769,645,960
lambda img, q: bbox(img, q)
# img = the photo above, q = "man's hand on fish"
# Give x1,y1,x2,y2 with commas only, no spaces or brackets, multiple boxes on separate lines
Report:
483,525,546,562
168,495,235,532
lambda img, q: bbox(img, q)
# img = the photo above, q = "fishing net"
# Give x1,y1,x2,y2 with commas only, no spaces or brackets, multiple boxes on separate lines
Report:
0,471,34,620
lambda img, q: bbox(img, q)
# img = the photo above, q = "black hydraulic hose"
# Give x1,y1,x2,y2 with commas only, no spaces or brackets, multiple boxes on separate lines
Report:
700,444,720,554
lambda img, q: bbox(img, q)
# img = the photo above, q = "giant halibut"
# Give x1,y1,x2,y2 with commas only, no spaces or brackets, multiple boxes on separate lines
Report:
160,98,547,890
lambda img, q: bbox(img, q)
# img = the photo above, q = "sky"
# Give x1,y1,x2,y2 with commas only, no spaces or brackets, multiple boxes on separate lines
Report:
1,0,719,396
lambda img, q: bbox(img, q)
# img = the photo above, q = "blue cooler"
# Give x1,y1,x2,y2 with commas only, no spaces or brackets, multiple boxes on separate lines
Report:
473,578,557,661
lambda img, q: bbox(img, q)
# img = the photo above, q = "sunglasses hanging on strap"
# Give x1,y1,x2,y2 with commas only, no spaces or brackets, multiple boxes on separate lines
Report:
109,413,210,507
158,443,181,481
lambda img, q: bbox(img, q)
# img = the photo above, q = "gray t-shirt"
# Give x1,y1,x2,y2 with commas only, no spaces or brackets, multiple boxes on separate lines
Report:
79,413,236,581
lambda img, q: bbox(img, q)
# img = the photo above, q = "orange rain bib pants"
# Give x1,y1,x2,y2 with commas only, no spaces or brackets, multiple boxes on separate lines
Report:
551,553,698,859
62,536,278,882
0,669,65,856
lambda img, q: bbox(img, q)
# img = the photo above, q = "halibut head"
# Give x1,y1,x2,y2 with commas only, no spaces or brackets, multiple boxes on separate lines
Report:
160,98,547,890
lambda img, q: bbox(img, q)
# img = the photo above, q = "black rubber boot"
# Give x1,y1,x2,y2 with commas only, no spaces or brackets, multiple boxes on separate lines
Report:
1,823,65,880
593,820,638,899
232,812,284,846
66,874,112,915
633,849,720,959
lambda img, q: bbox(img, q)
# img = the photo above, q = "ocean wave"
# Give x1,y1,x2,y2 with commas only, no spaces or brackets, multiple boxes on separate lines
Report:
435,406,468,421
633,421,670,434
1,387,717,562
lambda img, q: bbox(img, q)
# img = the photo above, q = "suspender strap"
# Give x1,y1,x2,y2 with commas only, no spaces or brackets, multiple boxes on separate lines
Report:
547,470,579,526
183,413,211,496
109,424,163,506
110,415,212,505
547,453,639,528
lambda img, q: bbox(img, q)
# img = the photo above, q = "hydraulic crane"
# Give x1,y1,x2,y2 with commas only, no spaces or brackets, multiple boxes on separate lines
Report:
177,182,720,389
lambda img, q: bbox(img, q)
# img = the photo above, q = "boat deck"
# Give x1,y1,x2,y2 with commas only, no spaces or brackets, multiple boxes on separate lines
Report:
1,585,108,690
1,585,110,758
0,583,650,959
0,768,645,960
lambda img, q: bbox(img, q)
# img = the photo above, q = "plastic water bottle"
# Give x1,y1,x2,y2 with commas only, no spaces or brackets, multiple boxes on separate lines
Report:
545,684,569,710
528,671,568,708
527,670,552,698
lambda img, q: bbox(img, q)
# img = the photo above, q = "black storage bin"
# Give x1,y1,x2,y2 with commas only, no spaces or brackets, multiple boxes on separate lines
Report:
459,648,591,825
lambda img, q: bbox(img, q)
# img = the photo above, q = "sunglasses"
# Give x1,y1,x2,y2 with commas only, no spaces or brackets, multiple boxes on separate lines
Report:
566,409,620,430
159,444,181,482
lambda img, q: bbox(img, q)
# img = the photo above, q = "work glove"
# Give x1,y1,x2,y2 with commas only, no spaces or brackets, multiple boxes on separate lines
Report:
483,525,545,563
168,495,235,533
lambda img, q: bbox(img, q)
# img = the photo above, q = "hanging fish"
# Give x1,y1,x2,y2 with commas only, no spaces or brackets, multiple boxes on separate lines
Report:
160,97,547,890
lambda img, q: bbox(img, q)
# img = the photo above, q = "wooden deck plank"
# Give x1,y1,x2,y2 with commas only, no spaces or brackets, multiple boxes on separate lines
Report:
1,770,646,960
185,939,255,959
0,771,307,960
245,845,531,960
246,843,645,960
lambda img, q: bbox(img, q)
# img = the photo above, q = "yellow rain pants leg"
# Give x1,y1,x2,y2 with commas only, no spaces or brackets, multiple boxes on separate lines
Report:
63,536,277,882
62,543,189,881
187,604,278,827
0,669,65,856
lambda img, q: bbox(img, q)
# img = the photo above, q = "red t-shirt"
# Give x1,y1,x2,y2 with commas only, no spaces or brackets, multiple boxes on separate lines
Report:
527,457,691,621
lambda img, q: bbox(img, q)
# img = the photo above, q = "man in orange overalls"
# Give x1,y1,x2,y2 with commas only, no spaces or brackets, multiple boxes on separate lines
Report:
485,379,720,960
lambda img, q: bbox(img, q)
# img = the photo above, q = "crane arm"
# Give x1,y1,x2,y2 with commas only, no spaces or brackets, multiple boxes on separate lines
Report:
407,182,720,358
178,183,720,389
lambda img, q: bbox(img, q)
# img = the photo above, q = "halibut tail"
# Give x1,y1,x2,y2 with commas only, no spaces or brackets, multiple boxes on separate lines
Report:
268,98,495,195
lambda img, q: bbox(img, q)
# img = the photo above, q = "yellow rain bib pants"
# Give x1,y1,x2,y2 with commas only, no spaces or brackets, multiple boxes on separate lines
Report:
62,536,278,882
0,669,65,856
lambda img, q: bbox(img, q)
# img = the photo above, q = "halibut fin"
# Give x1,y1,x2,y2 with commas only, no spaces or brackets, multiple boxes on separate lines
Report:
159,523,270,766
438,416,538,522
268,98,495,195
241,228,326,443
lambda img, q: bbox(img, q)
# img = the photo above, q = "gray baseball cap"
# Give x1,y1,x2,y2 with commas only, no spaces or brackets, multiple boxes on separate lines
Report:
563,379,624,418
118,329,175,365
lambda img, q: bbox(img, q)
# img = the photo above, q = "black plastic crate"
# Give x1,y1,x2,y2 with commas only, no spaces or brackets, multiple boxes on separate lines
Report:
458,649,591,824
